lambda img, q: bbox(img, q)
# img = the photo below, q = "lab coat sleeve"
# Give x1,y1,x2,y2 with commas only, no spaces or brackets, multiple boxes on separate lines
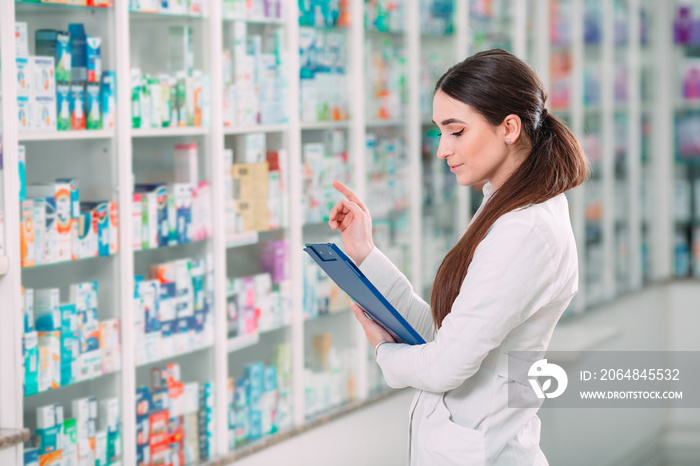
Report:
375,219,557,392
359,247,435,342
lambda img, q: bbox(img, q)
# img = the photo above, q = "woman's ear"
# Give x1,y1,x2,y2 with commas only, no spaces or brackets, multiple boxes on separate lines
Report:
502,114,522,145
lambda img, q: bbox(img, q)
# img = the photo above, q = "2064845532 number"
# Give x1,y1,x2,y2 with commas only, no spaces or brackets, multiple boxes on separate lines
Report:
600,368,680,381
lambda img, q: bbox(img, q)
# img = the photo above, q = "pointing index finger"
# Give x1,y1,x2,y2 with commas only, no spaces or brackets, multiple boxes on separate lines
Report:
333,181,369,214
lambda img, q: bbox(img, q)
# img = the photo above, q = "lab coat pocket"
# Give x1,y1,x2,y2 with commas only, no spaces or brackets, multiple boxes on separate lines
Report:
420,395,486,466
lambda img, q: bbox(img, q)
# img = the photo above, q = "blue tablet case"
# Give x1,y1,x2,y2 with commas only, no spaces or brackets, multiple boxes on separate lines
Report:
303,243,426,345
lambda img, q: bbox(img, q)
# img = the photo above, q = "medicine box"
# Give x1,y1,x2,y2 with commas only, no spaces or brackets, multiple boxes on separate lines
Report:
59,303,79,386
68,24,87,82
17,58,31,97
24,448,38,466
37,330,61,391
16,22,29,58
35,30,71,83
232,162,269,200
18,96,32,131
133,194,143,251
174,143,199,185
86,82,101,129
83,202,109,256
87,36,101,83
34,288,61,331
56,82,71,130
99,319,121,373
24,331,39,396
32,199,46,266
31,56,56,97
72,210,98,260
70,83,86,130
102,71,116,129
32,95,57,131
109,201,119,255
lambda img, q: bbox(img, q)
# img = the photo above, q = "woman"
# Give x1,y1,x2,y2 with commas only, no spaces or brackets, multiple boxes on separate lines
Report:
328,49,588,465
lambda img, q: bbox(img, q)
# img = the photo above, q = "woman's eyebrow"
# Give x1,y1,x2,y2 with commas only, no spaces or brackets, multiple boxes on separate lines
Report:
432,118,466,126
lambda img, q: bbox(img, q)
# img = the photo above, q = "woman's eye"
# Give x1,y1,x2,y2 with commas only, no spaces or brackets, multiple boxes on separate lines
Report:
451,128,465,136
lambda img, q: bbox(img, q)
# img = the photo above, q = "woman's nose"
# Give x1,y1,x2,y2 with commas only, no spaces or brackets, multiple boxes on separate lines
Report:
436,139,452,160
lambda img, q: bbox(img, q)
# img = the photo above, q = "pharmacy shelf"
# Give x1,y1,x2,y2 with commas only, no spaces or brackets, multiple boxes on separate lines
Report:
421,32,455,39
134,237,210,254
24,367,120,399
300,120,351,131
18,129,115,141
223,16,285,26
226,332,260,353
14,1,113,12
674,100,700,112
365,28,405,38
135,342,213,368
0,256,9,276
224,123,288,135
225,231,260,249
129,11,206,21
21,253,116,271
131,126,210,138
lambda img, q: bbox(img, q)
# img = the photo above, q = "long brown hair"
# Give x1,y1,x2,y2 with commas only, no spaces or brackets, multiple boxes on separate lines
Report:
430,49,588,329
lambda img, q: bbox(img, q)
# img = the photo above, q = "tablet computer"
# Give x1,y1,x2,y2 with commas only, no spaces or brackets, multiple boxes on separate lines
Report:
304,243,426,345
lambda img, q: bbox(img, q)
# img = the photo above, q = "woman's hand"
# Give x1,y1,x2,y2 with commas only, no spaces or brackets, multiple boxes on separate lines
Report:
352,304,395,349
328,181,374,266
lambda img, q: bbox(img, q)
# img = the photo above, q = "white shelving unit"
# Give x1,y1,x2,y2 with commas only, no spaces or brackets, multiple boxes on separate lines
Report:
0,1,685,465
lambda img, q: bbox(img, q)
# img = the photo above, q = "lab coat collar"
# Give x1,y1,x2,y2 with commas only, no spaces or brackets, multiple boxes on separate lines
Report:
483,181,495,199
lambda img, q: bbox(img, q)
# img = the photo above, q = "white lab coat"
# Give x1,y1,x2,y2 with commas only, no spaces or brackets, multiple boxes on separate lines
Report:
359,182,578,465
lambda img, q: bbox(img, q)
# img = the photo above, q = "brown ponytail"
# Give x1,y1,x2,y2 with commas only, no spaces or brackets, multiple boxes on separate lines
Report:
430,49,589,329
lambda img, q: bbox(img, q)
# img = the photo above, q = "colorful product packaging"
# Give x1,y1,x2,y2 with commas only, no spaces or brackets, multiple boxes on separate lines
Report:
87,202,110,257
99,319,121,374
32,199,46,266
55,178,80,219
70,83,86,130
24,331,39,396
34,288,61,331
108,201,119,255
35,30,71,83
15,22,29,58
20,200,36,267
19,145,26,201
59,304,79,386
174,143,198,185
31,56,56,97
72,210,98,260
87,36,101,83
16,58,31,97
101,71,116,129
68,23,87,82
32,95,57,132
86,82,102,130
131,68,142,128
132,193,143,251
56,82,71,130
37,330,61,391
18,96,32,131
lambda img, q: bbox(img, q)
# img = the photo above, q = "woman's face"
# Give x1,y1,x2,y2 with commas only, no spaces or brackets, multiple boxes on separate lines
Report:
432,90,513,188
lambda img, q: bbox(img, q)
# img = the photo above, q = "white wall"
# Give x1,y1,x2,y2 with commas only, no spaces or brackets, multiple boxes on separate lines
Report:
236,283,700,466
